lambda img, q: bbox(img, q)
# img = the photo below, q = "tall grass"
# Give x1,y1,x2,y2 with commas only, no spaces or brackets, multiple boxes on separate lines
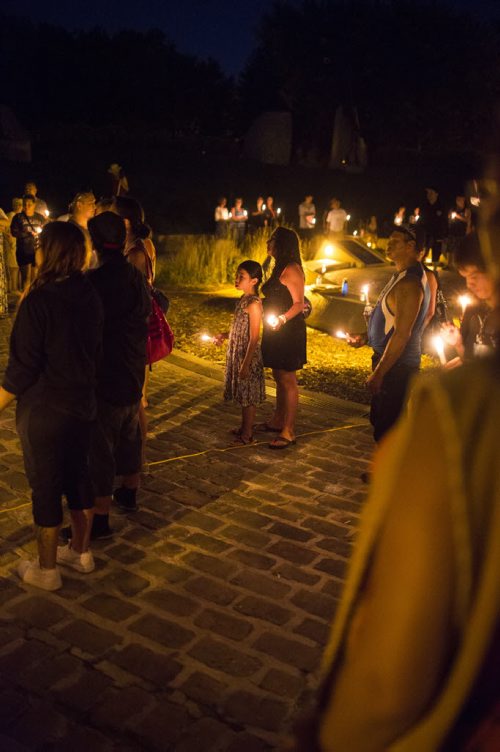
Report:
154,228,273,288
154,227,320,288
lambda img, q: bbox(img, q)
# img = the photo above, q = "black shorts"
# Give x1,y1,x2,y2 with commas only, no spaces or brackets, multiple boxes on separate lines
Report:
90,400,142,496
16,252,35,268
17,403,93,527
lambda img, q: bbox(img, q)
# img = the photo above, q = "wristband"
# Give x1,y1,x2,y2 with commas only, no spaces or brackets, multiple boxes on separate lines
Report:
278,314,287,325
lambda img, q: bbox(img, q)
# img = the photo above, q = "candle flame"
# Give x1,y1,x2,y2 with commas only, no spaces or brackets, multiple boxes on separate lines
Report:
346,214,351,221
323,243,334,257
458,295,471,315
200,334,212,342
335,330,347,339
266,314,279,328
432,335,446,365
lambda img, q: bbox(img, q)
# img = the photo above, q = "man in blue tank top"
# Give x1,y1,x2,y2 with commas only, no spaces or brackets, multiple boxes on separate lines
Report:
350,227,430,442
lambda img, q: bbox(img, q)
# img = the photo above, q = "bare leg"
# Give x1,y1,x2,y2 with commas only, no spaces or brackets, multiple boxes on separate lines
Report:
138,402,148,466
271,370,298,442
265,369,285,429
280,370,299,440
142,367,150,407
94,494,112,516
69,509,94,554
241,405,256,441
122,472,140,490
35,524,59,569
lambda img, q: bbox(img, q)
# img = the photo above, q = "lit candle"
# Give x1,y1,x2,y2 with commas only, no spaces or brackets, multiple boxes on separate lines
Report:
262,204,266,211
346,214,351,221
266,314,279,328
321,264,326,274
414,213,420,222
394,215,403,226
200,334,213,343
311,217,316,225
367,241,372,248
277,208,281,215
324,243,333,257
335,330,347,339
451,211,457,220
432,335,447,365
228,212,232,218
353,230,358,236
35,226,43,234
44,209,50,218
361,284,369,304
458,294,471,318
243,210,248,217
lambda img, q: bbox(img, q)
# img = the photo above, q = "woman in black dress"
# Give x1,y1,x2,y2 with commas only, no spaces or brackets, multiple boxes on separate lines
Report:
260,227,306,448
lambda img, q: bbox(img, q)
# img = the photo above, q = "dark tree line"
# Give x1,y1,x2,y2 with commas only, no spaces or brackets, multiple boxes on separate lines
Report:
239,0,500,158
1,2,500,159
0,14,233,138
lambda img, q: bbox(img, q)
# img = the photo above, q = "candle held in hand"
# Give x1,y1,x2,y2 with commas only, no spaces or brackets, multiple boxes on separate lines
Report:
432,335,447,365
266,314,279,328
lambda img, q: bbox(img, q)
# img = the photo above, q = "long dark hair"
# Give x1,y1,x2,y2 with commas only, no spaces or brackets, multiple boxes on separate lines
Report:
24,222,88,297
263,226,303,284
238,259,263,293
113,196,151,240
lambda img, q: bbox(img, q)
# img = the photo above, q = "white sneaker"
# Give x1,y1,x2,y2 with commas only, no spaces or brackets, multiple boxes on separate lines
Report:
18,559,62,591
56,544,95,573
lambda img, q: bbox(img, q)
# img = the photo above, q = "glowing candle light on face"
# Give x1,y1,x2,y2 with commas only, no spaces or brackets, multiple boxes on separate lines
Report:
266,314,279,328
335,330,347,339
459,294,471,318
432,335,447,365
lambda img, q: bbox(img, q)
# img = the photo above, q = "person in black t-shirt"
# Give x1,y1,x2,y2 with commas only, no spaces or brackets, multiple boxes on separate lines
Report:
0,222,103,591
59,212,151,543
10,194,46,289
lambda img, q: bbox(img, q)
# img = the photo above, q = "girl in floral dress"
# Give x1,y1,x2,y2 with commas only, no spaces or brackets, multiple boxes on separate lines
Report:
223,260,265,444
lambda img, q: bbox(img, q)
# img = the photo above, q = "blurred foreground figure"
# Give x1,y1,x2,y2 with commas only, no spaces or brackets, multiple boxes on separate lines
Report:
294,171,500,751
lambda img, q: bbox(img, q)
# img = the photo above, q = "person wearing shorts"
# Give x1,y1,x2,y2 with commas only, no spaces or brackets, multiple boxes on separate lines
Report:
0,222,102,591
66,211,150,541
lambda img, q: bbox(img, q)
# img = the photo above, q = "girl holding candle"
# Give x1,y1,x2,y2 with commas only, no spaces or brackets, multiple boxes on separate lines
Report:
223,260,265,444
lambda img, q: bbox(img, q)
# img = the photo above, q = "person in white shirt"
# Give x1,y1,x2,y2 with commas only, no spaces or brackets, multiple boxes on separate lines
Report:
325,198,347,237
214,197,230,238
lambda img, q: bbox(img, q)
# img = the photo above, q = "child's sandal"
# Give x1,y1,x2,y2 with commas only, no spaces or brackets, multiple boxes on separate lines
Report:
232,435,254,446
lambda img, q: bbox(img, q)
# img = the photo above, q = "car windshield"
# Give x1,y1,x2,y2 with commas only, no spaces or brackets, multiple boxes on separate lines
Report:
342,240,383,265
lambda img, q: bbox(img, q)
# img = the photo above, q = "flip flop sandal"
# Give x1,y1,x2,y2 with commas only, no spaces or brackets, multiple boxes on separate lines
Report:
254,422,282,433
268,436,297,450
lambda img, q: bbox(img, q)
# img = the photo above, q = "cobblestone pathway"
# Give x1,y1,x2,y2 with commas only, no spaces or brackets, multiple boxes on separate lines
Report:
0,312,373,751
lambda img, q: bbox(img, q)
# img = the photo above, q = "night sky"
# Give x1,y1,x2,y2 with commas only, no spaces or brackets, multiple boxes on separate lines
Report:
2,0,500,75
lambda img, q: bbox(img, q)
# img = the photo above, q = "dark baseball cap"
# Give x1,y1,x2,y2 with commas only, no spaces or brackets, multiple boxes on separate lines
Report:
88,211,126,251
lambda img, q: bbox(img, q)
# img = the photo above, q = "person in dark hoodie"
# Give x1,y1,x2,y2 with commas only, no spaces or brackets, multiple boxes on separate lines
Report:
61,211,151,543
0,222,103,591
